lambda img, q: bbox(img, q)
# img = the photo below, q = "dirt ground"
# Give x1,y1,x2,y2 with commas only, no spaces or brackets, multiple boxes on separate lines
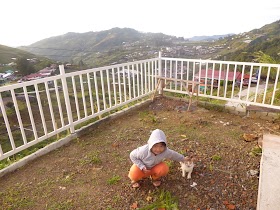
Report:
0,96,279,210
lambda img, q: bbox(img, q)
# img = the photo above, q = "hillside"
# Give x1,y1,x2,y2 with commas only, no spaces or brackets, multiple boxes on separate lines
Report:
19,27,244,67
19,28,182,67
216,20,280,62
0,44,35,64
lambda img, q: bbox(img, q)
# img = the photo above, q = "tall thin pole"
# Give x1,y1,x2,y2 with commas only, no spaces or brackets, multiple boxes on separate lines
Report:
158,51,163,95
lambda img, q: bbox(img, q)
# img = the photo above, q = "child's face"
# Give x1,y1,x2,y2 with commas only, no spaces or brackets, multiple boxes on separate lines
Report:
151,142,166,155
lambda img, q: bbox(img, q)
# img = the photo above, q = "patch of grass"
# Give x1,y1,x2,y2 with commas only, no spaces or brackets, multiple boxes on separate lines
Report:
228,130,243,139
112,152,126,161
138,110,149,118
80,152,102,165
0,157,12,170
37,178,56,188
170,124,188,134
138,110,160,124
47,200,74,210
178,150,185,155
107,175,121,185
40,188,54,199
150,115,158,123
112,194,121,203
61,174,74,184
0,189,34,209
212,154,222,161
164,160,174,169
74,116,99,130
139,190,179,210
209,163,214,171
250,146,262,156
201,101,226,112
165,92,186,99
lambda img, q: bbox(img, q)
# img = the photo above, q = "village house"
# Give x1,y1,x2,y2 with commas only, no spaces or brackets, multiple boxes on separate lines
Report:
38,67,56,76
20,73,44,82
0,70,14,85
18,65,57,83
194,69,251,90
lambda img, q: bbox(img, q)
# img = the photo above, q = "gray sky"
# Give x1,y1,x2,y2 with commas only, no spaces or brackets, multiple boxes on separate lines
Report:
1,0,280,47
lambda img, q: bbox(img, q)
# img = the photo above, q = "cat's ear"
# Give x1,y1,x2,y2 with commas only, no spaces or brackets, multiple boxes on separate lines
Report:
184,156,191,162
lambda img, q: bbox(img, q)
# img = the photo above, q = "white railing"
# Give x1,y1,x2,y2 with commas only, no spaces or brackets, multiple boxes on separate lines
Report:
1,53,280,161
160,55,280,109
0,58,158,160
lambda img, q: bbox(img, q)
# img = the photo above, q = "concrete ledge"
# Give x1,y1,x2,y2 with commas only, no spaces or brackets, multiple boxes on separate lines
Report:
247,110,279,121
257,134,280,210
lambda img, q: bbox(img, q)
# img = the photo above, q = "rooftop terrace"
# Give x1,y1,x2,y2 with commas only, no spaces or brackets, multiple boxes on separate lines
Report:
1,55,280,209
1,96,277,209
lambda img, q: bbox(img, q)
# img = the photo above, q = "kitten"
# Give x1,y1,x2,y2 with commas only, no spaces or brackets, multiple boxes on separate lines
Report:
180,157,195,179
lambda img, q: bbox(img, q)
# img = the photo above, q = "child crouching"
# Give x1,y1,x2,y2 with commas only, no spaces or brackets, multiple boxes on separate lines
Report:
128,129,186,188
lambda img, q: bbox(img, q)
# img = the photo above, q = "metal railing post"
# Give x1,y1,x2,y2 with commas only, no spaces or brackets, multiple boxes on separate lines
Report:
59,65,75,134
158,51,163,95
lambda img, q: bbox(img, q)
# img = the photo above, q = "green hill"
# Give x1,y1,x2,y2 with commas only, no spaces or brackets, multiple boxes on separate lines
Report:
19,27,181,67
0,44,35,64
217,20,280,62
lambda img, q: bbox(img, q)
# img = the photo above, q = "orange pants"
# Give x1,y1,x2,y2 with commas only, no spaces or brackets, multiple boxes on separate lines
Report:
128,162,169,181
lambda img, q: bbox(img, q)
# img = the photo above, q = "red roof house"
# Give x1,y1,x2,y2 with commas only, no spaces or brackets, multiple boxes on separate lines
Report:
194,69,243,81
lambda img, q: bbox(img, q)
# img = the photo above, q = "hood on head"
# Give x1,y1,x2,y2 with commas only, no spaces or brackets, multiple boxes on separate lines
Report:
148,129,167,150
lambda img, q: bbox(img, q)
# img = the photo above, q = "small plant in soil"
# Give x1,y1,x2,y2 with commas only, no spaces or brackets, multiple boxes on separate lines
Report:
107,175,121,185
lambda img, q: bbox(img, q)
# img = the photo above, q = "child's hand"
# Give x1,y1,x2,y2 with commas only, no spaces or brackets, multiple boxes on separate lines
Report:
142,167,151,174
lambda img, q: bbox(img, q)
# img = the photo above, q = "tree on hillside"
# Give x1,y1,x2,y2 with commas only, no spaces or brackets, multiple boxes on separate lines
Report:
34,59,53,71
252,51,276,64
16,57,35,76
252,51,277,80
78,59,87,70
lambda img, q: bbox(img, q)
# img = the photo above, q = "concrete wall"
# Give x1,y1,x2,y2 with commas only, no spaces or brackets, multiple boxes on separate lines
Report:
257,134,280,210
198,101,279,121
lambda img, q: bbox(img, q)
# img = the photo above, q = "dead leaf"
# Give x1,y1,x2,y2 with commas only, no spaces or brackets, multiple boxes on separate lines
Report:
227,204,235,210
112,142,120,147
243,133,258,142
157,208,166,210
146,196,153,202
130,202,138,209
223,200,229,205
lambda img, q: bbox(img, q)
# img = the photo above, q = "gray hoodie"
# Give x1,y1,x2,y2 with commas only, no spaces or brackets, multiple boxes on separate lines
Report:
130,129,184,170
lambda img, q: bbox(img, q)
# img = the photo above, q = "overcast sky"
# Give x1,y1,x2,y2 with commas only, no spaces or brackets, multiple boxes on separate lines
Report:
1,0,280,47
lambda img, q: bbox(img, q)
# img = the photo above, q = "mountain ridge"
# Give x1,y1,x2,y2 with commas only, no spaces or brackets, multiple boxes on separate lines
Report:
1,20,280,68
